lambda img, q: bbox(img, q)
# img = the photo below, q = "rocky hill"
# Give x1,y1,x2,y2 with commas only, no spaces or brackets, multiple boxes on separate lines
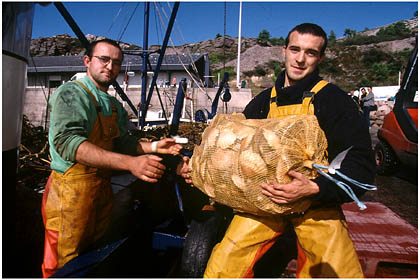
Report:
30,18,417,91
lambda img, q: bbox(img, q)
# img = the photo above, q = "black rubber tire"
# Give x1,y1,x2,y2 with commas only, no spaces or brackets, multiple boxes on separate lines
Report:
375,140,399,175
179,209,230,277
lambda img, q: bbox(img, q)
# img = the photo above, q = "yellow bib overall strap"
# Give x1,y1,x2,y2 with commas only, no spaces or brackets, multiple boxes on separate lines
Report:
204,79,364,278
42,82,120,275
267,80,329,118
74,81,121,151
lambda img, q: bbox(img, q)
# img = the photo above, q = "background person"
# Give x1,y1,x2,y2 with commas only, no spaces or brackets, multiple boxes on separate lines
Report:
361,86,376,128
359,87,366,107
349,89,360,104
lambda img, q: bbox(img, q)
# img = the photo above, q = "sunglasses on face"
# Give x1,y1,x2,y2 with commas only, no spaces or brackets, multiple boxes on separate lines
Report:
92,55,122,67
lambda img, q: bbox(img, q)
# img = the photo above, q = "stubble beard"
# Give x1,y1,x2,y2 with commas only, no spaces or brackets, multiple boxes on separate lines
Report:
92,71,116,89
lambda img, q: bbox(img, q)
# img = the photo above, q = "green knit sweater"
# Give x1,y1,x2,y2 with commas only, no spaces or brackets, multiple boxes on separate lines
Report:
48,76,138,173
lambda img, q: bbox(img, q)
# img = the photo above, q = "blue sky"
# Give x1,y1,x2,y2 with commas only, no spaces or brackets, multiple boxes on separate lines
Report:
32,2,418,47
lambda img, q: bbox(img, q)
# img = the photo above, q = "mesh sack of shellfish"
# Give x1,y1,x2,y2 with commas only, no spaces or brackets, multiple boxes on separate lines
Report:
189,113,329,216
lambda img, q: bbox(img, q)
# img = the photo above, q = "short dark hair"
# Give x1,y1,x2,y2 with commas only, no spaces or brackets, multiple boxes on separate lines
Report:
86,38,124,60
285,23,328,56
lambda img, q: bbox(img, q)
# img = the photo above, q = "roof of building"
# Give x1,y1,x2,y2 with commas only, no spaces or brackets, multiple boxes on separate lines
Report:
28,53,207,73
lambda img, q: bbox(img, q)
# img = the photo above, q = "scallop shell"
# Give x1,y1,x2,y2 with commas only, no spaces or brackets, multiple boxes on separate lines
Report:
209,149,235,171
203,181,215,198
203,127,219,148
262,128,282,150
190,112,329,216
231,173,246,190
233,124,256,140
240,134,254,150
239,149,268,179
217,129,237,149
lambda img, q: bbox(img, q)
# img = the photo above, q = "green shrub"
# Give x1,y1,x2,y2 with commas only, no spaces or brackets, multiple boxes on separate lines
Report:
340,22,412,46
243,70,256,77
266,60,281,69
209,52,236,65
255,66,267,76
257,29,270,46
357,77,371,88
319,57,342,75
362,49,390,65
371,63,391,81
209,52,225,64
269,37,285,46
212,67,236,82
376,22,411,38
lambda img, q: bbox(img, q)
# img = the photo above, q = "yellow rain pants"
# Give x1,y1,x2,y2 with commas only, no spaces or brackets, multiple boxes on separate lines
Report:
42,81,120,278
204,81,364,278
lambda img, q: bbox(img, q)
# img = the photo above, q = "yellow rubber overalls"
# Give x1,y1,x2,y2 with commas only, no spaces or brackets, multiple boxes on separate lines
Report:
204,80,364,278
42,81,120,278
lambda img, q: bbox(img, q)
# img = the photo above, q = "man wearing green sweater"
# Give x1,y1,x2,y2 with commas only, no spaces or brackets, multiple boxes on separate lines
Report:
41,39,184,277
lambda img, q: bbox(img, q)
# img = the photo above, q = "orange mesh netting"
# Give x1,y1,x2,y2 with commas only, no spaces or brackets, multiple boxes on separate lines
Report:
189,113,328,216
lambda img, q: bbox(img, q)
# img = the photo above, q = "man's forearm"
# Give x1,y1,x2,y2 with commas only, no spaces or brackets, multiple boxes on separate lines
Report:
75,140,133,171
136,141,154,154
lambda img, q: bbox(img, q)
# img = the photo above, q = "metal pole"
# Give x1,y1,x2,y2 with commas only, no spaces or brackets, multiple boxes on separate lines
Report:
169,79,187,136
141,2,180,128
398,71,401,87
54,2,138,116
53,2,90,47
139,2,150,127
236,1,242,88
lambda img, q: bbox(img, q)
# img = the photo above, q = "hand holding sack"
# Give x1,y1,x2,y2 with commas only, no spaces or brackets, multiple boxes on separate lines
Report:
189,113,328,216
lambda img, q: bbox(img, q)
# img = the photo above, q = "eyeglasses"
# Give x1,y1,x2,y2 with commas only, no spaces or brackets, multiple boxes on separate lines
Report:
93,56,122,67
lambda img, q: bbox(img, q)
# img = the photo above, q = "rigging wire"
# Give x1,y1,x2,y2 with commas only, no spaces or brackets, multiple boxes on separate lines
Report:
153,2,169,67
117,2,140,43
157,3,209,96
163,2,201,77
159,2,204,80
107,3,125,35
152,2,162,46
154,2,213,118
223,1,226,72
154,3,209,97
115,6,132,42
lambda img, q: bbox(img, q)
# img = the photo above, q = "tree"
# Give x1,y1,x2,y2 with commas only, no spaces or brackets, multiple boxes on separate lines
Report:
414,10,418,17
269,36,285,46
215,33,222,38
376,22,410,38
371,63,391,80
328,30,336,42
254,66,267,76
358,77,371,89
344,28,356,37
257,29,270,46
258,29,270,41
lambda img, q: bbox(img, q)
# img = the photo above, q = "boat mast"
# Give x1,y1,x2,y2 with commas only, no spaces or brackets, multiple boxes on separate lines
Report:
236,1,242,88
139,2,150,127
